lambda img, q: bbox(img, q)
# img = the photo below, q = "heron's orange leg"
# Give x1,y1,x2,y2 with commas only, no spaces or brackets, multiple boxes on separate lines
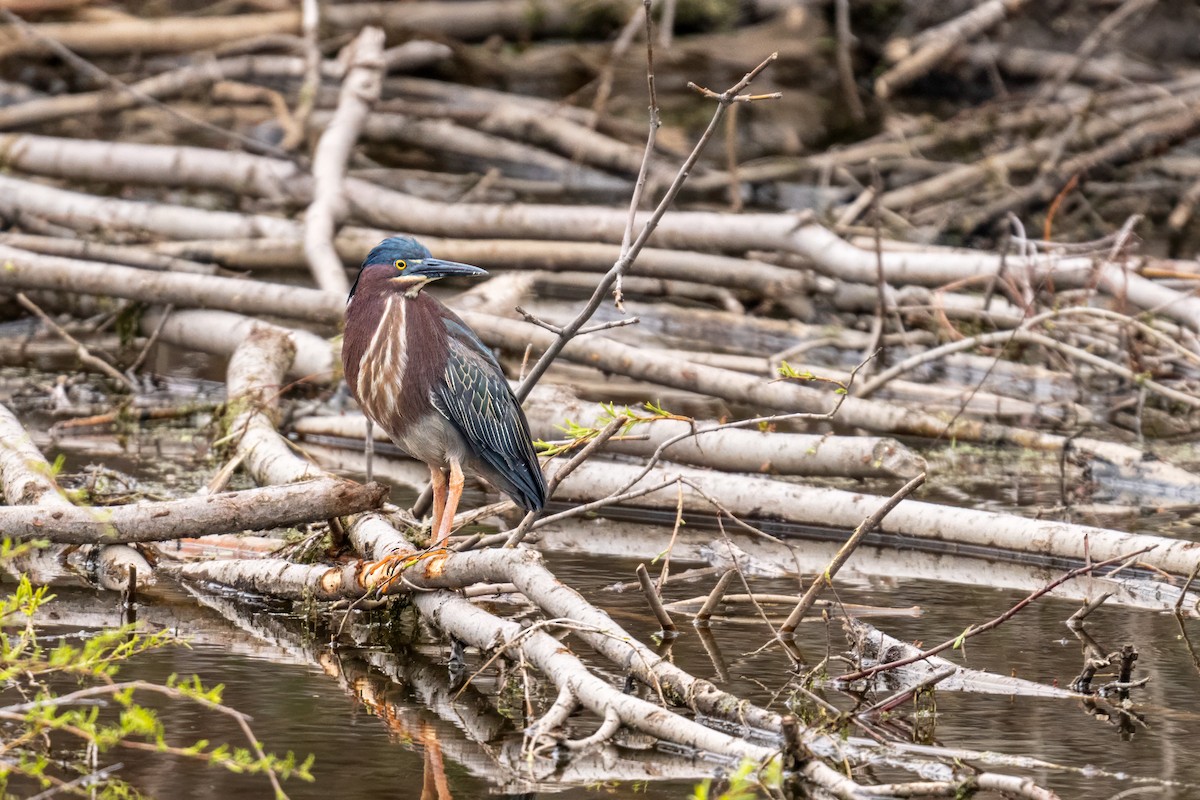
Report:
429,466,448,538
432,458,464,546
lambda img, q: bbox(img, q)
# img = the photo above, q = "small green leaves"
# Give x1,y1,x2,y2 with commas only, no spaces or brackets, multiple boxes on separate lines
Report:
691,756,781,800
777,360,814,381
538,401,694,457
0,537,312,796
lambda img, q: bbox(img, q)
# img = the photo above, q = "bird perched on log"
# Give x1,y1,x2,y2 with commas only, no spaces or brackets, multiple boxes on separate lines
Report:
342,236,546,546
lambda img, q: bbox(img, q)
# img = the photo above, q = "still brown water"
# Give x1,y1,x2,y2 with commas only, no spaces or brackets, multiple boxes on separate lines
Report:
24,519,1200,800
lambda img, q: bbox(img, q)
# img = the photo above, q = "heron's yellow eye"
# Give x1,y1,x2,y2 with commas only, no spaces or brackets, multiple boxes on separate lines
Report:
394,259,407,271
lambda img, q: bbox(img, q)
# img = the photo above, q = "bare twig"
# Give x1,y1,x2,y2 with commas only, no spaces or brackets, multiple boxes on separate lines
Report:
1174,562,1200,615
834,0,866,123
125,302,174,377
694,569,736,626
15,293,136,392
1034,0,1158,101
636,563,677,636
515,52,780,402
780,472,926,637
282,0,323,150
837,547,1155,683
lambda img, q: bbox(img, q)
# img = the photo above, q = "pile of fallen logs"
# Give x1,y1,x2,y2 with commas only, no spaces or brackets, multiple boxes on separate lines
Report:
0,0,1199,797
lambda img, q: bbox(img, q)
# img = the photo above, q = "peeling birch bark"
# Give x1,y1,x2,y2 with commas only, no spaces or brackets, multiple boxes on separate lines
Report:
0,133,311,196
537,521,1195,614
0,244,342,324
526,388,928,478
140,309,337,384
0,404,151,590
225,326,325,484
546,459,1200,580
0,11,301,58
166,557,362,601
0,174,298,240
295,402,928,480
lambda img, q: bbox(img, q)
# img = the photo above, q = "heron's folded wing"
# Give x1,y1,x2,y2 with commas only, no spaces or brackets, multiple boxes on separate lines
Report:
433,333,546,511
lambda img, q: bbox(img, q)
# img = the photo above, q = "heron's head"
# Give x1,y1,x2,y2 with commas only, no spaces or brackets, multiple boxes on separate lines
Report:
348,236,488,301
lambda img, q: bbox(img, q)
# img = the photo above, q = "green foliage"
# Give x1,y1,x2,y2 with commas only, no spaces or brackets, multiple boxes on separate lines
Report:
535,401,688,457
776,361,848,395
114,303,143,350
668,0,739,34
0,559,314,798
691,758,782,800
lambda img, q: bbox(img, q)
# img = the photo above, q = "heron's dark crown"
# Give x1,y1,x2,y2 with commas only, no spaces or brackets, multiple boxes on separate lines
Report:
364,236,433,266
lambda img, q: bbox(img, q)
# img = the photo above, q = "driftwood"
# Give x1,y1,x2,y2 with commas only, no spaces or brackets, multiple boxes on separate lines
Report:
303,27,384,295
541,459,1200,581
0,477,385,544
0,403,152,590
0,134,1189,327
293,400,929,480
3,238,1197,500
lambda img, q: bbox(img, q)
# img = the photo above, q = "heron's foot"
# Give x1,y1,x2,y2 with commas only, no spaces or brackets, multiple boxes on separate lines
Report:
361,552,420,593
361,548,450,593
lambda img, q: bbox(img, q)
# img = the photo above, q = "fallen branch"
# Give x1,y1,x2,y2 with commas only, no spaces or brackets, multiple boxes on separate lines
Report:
0,477,385,544
876,0,1029,98
0,403,151,590
543,458,1200,580
303,27,384,295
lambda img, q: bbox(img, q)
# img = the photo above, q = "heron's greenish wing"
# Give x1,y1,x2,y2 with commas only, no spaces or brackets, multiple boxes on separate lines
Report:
432,324,545,510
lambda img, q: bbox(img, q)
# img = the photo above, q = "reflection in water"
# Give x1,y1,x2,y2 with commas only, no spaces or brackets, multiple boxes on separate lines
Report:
30,556,1200,799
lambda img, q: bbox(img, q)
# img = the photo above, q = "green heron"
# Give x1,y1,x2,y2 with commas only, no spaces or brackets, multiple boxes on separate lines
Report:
342,236,546,546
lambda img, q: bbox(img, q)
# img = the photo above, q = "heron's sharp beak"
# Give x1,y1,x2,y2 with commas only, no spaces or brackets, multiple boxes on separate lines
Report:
419,259,489,280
